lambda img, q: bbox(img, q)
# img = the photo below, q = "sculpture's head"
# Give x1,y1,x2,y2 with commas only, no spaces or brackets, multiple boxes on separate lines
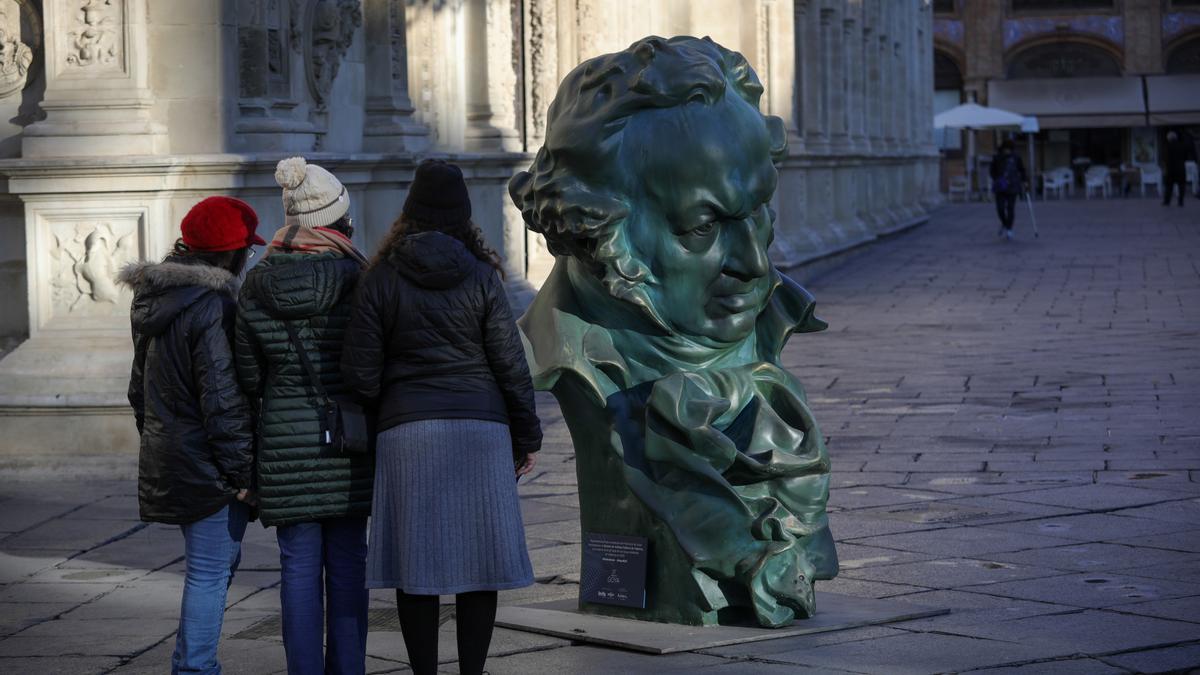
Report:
511,36,787,347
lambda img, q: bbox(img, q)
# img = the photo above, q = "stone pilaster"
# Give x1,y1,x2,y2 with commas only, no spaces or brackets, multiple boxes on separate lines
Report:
799,0,828,154
23,0,165,157
824,1,848,152
1124,0,1163,75
463,0,521,152
846,1,867,154
363,0,430,151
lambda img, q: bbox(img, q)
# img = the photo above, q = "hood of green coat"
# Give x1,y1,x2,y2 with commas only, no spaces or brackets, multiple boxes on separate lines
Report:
242,252,361,319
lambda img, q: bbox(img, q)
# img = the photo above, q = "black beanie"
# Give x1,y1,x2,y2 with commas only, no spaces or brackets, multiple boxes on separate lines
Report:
402,159,472,225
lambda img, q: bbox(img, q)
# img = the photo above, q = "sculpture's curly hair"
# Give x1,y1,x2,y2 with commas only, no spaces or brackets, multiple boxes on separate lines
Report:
509,35,787,312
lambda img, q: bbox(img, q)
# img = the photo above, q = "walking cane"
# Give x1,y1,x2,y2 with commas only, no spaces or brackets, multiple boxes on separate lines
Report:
1024,191,1039,238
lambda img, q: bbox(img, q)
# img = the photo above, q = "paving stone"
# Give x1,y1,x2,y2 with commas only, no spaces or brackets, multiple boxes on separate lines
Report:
848,526,1070,557
0,518,144,553
1096,470,1200,493
844,557,1064,589
937,609,1200,656
705,625,906,659
1115,596,1200,623
961,657,1127,674
902,473,1044,496
0,602,77,637
832,543,935,570
0,552,66,585
828,486,953,511
735,631,1067,674
0,617,169,657
1109,530,1200,553
966,572,1200,608
519,500,579,526
0,656,123,673
995,484,1190,511
1111,499,1200,524
881,588,1072,631
986,513,1195,543
0,581,116,605
988,543,1200,574
829,472,910,489
1100,643,1200,674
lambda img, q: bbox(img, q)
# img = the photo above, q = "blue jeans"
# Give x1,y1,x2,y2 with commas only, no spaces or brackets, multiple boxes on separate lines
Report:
173,501,249,675
276,518,369,675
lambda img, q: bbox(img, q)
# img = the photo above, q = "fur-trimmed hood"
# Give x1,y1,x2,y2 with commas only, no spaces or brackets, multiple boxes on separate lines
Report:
118,258,238,337
117,259,238,295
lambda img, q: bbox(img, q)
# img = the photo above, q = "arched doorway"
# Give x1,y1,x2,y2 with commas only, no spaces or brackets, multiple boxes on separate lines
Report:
933,47,964,153
1165,34,1200,74
1006,40,1123,80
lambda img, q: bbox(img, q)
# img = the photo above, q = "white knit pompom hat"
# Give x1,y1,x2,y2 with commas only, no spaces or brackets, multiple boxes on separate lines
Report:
275,156,350,228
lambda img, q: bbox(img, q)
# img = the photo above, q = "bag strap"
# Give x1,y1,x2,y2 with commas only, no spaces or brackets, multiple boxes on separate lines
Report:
281,320,331,406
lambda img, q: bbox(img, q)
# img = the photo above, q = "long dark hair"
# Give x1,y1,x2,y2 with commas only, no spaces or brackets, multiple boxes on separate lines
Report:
373,215,505,279
164,238,249,276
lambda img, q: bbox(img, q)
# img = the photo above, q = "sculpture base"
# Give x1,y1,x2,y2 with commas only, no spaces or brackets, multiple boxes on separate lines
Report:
495,592,948,655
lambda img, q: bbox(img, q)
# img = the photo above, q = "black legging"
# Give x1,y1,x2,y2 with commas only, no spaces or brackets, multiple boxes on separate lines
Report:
395,590,497,675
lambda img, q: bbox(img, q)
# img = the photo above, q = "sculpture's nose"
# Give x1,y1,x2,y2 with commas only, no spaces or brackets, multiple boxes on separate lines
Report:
723,217,770,281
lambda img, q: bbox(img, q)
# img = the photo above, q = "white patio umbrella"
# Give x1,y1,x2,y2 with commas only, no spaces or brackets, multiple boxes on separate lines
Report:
934,103,1028,199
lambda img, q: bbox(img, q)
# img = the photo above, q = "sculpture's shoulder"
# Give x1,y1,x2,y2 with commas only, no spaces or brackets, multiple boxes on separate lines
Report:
518,265,628,406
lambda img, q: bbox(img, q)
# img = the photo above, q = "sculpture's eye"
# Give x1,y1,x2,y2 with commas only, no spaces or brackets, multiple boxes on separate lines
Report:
692,221,717,237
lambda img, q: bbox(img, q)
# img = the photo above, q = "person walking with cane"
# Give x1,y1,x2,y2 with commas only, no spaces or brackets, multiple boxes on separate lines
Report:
990,139,1028,241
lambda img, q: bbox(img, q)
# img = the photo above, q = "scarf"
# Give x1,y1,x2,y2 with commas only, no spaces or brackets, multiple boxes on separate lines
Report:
266,224,368,267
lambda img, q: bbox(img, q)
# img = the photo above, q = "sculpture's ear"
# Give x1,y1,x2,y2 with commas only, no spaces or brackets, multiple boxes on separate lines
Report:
765,115,788,163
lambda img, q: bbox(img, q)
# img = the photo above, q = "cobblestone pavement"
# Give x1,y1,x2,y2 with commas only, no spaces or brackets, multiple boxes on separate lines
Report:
1,198,1198,674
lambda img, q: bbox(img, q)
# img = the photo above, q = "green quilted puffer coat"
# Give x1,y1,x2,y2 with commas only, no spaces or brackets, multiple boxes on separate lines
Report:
235,252,373,527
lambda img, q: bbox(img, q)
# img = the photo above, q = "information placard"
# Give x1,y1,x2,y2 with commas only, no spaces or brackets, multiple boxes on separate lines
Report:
580,533,648,609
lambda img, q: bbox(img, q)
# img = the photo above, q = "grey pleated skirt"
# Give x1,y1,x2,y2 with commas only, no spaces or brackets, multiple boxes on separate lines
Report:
366,418,534,594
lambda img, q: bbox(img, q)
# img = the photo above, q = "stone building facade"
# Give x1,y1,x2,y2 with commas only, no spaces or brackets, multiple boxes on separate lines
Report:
0,0,936,454
933,0,1200,188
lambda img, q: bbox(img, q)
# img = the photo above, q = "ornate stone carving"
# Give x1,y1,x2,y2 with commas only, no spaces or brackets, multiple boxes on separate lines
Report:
65,0,119,68
0,0,32,97
304,0,361,109
49,222,137,315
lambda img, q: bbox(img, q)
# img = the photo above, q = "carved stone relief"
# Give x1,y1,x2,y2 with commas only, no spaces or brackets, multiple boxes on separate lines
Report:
0,0,33,97
48,221,137,317
65,0,120,69
304,0,361,109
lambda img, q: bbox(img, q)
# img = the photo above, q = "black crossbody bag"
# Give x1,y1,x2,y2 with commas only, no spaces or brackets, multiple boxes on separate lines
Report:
281,321,373,455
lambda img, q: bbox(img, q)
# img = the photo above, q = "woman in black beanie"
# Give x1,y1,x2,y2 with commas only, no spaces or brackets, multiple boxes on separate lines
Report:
341,159,541,675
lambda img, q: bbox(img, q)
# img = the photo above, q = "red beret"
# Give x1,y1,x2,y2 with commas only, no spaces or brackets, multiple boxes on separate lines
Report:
180,196,267,252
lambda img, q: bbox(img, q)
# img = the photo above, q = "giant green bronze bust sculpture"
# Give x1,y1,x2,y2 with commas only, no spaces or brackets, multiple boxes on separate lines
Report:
510,35,838,628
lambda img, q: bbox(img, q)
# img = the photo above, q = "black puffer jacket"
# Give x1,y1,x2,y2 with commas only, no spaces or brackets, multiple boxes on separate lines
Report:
119,257,254,525
341,232,541,457
235,252,373,527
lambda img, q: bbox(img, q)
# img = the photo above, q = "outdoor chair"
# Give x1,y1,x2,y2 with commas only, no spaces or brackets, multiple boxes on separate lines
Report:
1139,165,1163,198
1043,168,1070,199
947,175,969,202
1084,166,1110,199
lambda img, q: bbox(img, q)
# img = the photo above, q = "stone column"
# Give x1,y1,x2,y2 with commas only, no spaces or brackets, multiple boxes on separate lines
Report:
799,0,827,153
463,0,521,152
823,2,848,152
846,1,867,154
363,0,430,151
767,0,800,150
23,0,165,157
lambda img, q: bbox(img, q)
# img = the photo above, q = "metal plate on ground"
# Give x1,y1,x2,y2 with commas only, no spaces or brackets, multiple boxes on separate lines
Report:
494,592,948,655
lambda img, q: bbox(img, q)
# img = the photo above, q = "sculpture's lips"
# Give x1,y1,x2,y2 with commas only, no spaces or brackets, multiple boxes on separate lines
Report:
711,287,765,312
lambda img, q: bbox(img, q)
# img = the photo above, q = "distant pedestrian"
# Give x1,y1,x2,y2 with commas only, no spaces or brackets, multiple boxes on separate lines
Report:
341,159,541,675
118,196,264,675
235,157,373,675
990,139,1028,241
1162,131,1192,207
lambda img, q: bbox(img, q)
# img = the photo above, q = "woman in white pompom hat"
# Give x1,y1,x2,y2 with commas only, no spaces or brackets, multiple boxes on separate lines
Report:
234,156,372,674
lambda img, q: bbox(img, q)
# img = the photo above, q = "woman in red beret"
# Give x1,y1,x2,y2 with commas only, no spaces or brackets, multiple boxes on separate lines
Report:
118,195,266,675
